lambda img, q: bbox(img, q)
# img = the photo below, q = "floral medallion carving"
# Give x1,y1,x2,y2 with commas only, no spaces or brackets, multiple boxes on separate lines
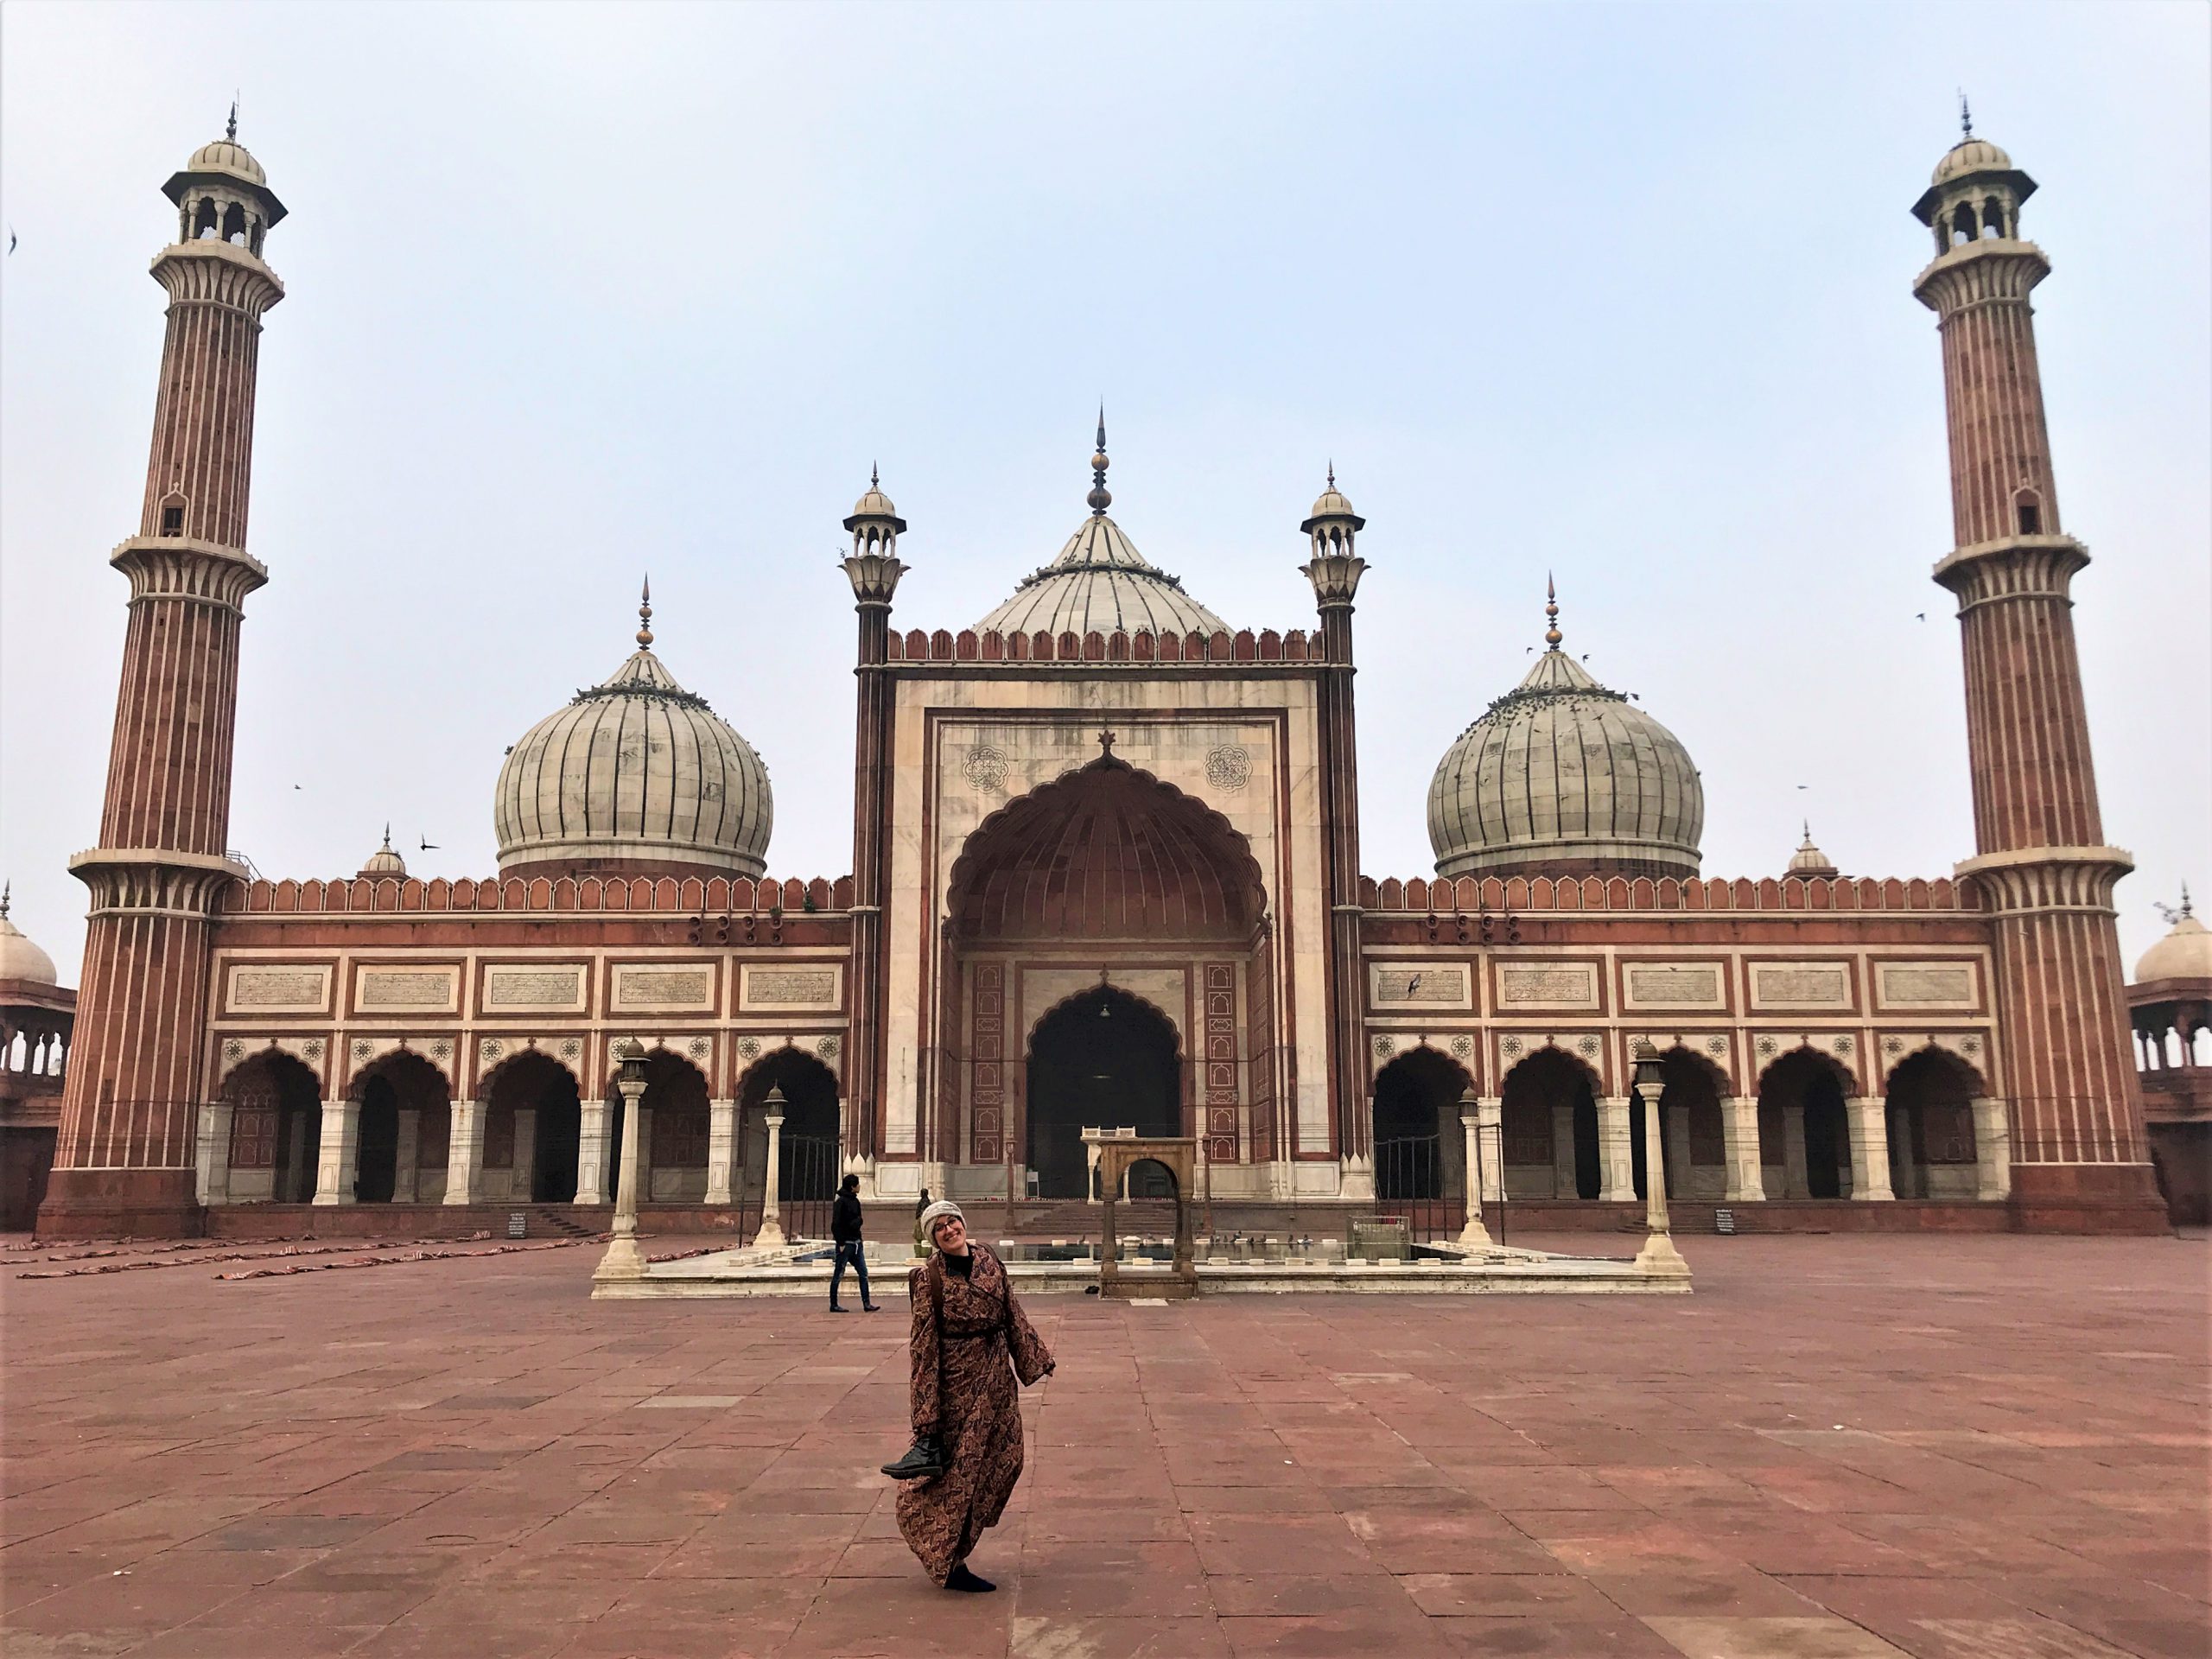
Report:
1205,745,1252,793
963,746,1009,793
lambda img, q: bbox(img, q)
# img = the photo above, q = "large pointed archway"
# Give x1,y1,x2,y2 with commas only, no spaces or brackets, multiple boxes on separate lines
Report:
1027,988,1181,1198
942,751,1269,1190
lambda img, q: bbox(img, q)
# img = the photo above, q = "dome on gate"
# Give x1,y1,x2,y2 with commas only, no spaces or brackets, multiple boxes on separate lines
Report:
1427,584,1703,880
493,583,772,877
0,886,59,987
2134,894,2212,985
974,417,1230,638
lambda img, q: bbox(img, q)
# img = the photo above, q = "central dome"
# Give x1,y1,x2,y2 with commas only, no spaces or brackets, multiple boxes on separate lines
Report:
493,587,772,877
1427,589,1703,880
974,419,1229,638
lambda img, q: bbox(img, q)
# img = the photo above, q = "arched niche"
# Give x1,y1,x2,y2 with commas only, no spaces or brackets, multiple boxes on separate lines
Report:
1372,1046,1473,1203
219,1049,321,1203
1499,1046,1603,1200
352,1050,451,1205
1756,1048,1854,1200
737,1047,841,1208
483,1050,581,1204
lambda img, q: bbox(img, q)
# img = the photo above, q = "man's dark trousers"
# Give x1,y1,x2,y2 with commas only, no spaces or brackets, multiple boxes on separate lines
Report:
830,1240,871,1308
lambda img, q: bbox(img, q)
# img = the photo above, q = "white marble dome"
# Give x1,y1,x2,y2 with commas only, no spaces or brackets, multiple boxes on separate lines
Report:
0,889,59,987
1930,137,2014,186
2135,908,2212,985
493,622,772,878
186,137,268,187
976,513,1228,638
1427,644,1703,880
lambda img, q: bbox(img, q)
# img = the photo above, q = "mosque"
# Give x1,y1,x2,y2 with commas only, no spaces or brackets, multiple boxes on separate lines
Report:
25,119,2180,1238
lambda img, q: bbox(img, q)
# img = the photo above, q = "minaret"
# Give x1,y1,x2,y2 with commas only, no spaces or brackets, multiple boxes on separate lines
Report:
1911,111,2158,1219
40,121,286,1236
1300,470,1370,1196
842,466,907,1183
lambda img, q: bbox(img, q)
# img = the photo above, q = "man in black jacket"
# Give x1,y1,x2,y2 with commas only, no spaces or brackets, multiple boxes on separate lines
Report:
830,1173,880,1313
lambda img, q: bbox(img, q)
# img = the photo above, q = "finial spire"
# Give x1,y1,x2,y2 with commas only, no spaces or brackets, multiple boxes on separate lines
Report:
2183,882,2196,920
382,823,392,851
1326,461,1336,489
870,461,880,487
227,95,238,142
1543,574,1562,649
636,576,653,648
1958,90,1972,140
1,880,10,919
1087,405,1112,516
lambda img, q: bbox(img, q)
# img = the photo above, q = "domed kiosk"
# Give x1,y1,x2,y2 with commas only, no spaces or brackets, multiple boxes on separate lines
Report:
0,885,71,1230
1427,585,1703,880
493,584,772,878
2130,890,2212,1225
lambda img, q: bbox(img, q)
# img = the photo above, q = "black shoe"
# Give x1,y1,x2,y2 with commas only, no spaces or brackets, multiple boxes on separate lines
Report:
862,1302,882,1313
830,1303,849,1313
881,1433,945,1481
945,1563,995,1592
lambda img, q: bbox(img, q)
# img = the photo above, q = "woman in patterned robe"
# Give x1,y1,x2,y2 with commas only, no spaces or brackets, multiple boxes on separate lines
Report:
894,1204,1054,1591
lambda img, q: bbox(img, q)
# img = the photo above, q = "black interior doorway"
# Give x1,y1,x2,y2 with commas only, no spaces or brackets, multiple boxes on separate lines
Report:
1025,988,1180,1198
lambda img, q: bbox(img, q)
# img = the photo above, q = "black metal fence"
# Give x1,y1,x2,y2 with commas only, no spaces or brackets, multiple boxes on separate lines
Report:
1373,1133,1460,1243
779,1133,842,1243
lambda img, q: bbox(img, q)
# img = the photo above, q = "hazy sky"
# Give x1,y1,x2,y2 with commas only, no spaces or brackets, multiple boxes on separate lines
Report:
3,1,2206,981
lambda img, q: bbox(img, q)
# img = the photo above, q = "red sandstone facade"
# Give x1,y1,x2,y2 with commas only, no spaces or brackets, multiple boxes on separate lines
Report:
35,124,2165,1238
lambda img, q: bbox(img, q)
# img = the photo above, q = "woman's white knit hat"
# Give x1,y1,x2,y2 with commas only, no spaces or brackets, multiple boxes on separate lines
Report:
918,1199,965,1241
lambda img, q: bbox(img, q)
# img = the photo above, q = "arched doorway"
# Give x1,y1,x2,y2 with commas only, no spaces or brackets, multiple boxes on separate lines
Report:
1757,1050,1852,1199
1630,1049,1727,1201
1885,1048,1982,1198
222,1052,321,1203
485,1052,582,1203
740,1049,842,1210
352,1052,450,1204
1027,988,1180,1199
1372,1048,1470,1204
356,1078,399,1203
1499,1049,1601,1199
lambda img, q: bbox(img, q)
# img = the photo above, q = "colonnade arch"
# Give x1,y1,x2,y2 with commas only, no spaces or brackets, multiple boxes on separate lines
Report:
352,1051,451,1203
1372,1046,1471,1203
1498,1047,1602,1200
1755,1049,1853,1199
737,1047,841,1207
481,1051,579,1204
1882,1046,1983,1198
219,1050,321,1203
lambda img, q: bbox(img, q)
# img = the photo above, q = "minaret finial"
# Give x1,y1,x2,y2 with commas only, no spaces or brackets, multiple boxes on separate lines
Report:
1958,90,1972,140
1087,405,1112,516
636,576,653,648
1,880,10,919
227,96,238,142
871,461,880,487
2183,882,2196,920
1543,574,1562,649
382,823,392,850
1326,460,1336,489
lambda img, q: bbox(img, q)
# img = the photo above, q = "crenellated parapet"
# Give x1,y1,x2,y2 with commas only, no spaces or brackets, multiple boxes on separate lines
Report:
887,625,1326,665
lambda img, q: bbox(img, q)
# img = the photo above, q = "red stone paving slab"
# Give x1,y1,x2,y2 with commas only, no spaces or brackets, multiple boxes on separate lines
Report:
2,1231,2205,1657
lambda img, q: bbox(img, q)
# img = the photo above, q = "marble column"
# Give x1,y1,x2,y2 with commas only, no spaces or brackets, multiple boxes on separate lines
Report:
575,1098,611,1204
596,1056,651,1280
1845,1096,1895,1201
1455,1096,1492,1248
1721,1096,1765,1201
1634,1084,1689,1276
312,1096,360,1205
1971,1096,2012,1201
444,1099,485,1205
1783,1107,1810,1199
704,1097,738,1205
1597,1096,1635,1201
753,1098,788,1248
1887,1102,1916,1198
195,1101,234,1206
393,1108,421,1202
1474,1096,1504,1204
1549,1102,1577,1198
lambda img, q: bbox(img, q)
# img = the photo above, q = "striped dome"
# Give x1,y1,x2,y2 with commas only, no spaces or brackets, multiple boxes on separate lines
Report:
1427,646,1702,880
976,514,1227,638
493,643,772,877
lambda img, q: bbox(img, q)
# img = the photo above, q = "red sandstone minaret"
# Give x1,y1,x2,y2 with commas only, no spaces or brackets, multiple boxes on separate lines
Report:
1912,111,2158,1221
39,119,286,1236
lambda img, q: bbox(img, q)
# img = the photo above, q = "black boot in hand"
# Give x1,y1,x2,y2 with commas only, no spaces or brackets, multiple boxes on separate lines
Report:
880,1433,945,1481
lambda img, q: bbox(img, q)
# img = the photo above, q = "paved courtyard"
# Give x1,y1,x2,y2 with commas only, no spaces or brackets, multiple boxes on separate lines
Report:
3,1231,2206,1659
